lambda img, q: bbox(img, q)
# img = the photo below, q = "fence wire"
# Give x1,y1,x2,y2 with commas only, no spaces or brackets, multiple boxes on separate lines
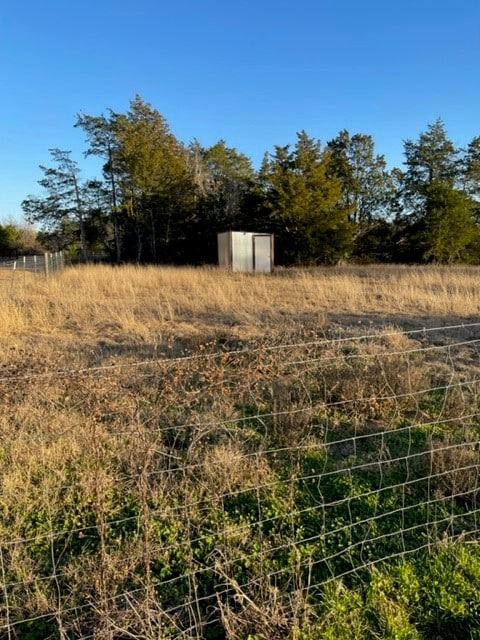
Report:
0,251,65,276
1,323,480,638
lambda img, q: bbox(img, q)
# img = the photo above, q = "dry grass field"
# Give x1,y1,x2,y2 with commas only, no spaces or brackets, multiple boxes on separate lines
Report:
2,263,480,348
1,264,480,639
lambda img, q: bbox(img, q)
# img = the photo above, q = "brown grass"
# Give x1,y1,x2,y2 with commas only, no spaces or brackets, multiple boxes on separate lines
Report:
1,264,480,638
2,263,480,349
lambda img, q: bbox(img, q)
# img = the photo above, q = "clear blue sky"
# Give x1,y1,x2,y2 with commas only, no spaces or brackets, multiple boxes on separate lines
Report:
1,0,479,222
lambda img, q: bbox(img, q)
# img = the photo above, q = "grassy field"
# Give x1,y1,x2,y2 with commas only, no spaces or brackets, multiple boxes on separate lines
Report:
1,264,480,639
2,263,480,344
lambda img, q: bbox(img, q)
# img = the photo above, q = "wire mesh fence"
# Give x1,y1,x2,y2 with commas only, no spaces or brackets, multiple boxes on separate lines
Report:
0,251,65,277
1,322,480,638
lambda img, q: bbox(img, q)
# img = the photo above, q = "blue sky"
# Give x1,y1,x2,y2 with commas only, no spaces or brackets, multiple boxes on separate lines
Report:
1,0,480,222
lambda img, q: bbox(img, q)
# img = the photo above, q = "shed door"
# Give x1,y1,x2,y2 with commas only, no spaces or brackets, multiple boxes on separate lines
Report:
253,235,272,273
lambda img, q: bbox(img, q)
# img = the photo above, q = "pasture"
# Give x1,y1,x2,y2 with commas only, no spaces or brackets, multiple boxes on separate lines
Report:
1,264,480,639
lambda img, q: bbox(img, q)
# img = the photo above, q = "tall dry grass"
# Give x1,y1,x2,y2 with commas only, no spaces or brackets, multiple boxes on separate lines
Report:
1,264,480,638
1,264,480,345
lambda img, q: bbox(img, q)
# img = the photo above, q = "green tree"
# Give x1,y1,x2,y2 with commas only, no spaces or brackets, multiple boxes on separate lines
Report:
327,129,395,224
421,181,478,263
0,223,21,253
75,111,123,262
403,118,458,213
21,149,97,261
261,131,353,264
114,96,195,262
399,120,480,263
460,136,480,223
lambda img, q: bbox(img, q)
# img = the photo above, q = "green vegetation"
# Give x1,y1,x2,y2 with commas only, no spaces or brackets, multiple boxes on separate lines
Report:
1,291,480,638
16,98,480,266
0,222,41,256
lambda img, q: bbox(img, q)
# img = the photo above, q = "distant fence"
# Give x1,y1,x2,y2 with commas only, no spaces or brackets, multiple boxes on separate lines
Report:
0,251,65,276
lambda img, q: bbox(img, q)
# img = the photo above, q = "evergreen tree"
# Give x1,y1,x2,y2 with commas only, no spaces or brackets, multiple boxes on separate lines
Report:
461,136,480,205
261,131,353,264
21,149,96,261
403,118,458,214
75,111,123,262
401,120,479,263
0,224,21,253
114,96,195,262
327,130,395,224
422,181,478,263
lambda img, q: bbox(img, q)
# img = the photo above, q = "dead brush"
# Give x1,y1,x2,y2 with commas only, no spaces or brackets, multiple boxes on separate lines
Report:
428,432,480,503
259,376,317,449
85,586,214,640
318,337,431,422
195,441,273,499
3,266,480,638
216,568,315,640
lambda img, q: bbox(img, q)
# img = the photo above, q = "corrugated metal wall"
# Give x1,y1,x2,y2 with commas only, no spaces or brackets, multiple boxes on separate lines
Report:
253,235,273,273
218,231,273,273
231,232,254,272
217,232,231,268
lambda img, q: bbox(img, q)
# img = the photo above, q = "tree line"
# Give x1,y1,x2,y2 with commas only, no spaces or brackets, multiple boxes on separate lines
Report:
19,95,480,265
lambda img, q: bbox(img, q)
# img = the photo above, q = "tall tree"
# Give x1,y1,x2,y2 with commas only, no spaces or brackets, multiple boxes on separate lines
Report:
401,120,479,262
22,149,95,261
261,131,353,264
403,118,458,213
461,136,480,202
114,96,194,262
75,111,123,262
422,181,478,262
327,130,395,224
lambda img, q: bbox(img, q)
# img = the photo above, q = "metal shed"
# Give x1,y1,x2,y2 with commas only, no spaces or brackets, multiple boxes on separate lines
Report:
217,231,274,273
